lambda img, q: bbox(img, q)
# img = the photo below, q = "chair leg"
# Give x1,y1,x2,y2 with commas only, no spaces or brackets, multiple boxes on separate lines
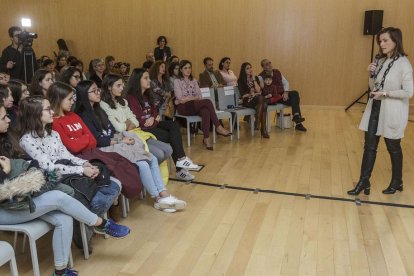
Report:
29,237,40,276
236,114,240,139
126,197,130,212
10,254,18,276
80,222,90,260
267,111,271,133
213,125,216,144
229,117,233,141
121,194,127,218
187,121,191,147
250,115,254,136
21,234,27,254
280,109,285,130
13,232,18,249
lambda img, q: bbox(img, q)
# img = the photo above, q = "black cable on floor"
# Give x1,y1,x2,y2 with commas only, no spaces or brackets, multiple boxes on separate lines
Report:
170,178,414,209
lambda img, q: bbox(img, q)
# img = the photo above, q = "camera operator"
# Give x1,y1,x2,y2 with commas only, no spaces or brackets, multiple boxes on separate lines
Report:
0,26,38,82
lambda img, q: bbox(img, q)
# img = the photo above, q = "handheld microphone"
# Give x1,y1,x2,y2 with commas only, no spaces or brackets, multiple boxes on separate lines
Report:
370,54,381,78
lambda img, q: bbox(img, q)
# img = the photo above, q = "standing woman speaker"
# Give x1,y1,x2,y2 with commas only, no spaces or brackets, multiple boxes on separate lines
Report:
348,27,413,196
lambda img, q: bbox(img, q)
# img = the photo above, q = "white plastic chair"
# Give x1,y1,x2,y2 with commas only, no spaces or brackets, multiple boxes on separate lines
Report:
216,86,255,139
0,220,73,276
0,241,18,276
266,103,288,132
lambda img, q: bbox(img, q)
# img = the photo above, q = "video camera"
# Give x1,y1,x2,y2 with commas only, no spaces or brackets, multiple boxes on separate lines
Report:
18,31,38,48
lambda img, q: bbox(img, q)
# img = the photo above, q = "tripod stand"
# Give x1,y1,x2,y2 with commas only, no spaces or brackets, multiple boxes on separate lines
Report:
345,35,376,111
22,47,35,84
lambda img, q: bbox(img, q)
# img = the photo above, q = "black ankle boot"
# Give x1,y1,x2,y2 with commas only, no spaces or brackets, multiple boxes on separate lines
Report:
347,179,371,195
382,180,403,194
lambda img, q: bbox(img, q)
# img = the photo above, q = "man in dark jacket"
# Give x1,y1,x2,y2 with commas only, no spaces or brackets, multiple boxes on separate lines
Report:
199,57,226,88
0,26,37,82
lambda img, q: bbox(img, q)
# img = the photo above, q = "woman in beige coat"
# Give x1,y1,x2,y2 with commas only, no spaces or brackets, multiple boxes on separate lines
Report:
348,27,413,196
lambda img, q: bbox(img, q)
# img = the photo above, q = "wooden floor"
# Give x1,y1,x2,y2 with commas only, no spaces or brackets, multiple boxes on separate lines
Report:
2,106,414,276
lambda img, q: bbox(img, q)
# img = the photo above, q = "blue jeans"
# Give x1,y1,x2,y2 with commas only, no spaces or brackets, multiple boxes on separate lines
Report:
90,179,120,216
136,154,166,198
0,190,99,269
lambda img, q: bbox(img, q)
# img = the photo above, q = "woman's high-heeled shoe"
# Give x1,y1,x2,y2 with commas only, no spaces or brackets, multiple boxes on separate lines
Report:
347,179,371,195
216,131,232,137
203,139,214,151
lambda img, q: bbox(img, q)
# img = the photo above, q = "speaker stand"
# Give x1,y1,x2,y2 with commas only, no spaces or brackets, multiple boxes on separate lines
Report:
345,35,375,111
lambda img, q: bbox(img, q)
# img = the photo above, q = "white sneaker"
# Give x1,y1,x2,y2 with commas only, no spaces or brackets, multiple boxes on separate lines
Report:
175,169,195,182
176,157,198,170
153,204,177,213
155,195,186,211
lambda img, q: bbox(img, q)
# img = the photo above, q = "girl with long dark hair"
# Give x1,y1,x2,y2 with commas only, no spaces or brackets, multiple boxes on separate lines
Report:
237,62,269,138
126,68,198,181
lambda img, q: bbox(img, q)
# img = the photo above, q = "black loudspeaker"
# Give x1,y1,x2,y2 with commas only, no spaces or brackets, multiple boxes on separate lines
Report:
363,10,384,35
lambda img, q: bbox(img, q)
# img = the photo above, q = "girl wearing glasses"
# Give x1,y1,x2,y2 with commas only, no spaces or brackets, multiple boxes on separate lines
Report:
76,78,187,212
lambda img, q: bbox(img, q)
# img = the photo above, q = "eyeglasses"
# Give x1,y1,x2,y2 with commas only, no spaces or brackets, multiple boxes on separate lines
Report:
72,75,81,80
88,88,101,95
42,107,53,114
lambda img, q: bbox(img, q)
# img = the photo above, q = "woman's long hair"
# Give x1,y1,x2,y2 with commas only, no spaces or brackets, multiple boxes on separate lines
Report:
19,96,50,138
47,81,74,114
0,101,24,158
237,62,251,91
377,27,407,58
101,73,125,109
125,68,154,108
30,69,50,96
8,79,26,105
148,61,169,82
75,80,111,132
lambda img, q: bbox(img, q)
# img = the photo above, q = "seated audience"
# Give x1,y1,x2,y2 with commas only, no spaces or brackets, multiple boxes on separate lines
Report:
142,52,155,70
55,54,68,72
168,61,180,90
59,66,83,89
126,68,198,181
259,59,306,131
0,84,14,123
148,60,172,109
8,79,29,123
89,58,106,88
76,79,186,211
105,55,115,74
199,57,226,88
18,95,123,255
42,59,59,82
31,69,54,96
0,71,10,85
238,62,269,138
70,59,87,80
99,74,172,163
219,57,238,86
154,36,171,61
0,100,130,276
174,60,231,150
167,55,179,66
